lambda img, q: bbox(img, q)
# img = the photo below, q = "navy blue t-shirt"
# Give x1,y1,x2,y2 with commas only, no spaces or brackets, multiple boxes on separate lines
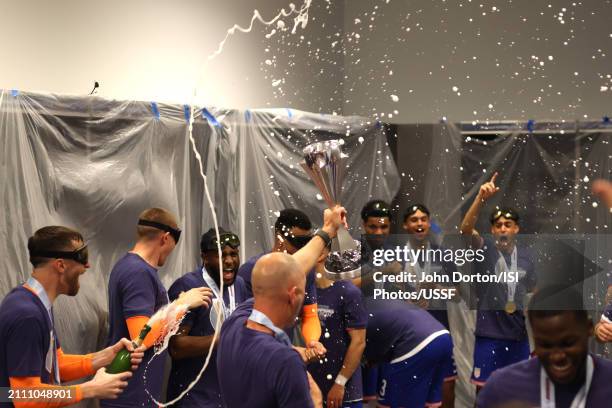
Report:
308,281,367,402
363,298,446,365
167,269,249,408
238,252,317,305
217,299,314,408
473,236,536,341
102,253,169,408
477,354,612,408
0,286,57,401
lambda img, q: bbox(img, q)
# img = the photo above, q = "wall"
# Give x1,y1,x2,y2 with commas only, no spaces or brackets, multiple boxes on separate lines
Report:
0,0,345,112
342,0,612,123
2,1,610,121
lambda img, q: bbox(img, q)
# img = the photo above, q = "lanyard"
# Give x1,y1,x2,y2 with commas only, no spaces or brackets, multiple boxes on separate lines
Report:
540,356,593,408
24,277,61,385
248,309,292,346
496,246,518,302
201,267,236,317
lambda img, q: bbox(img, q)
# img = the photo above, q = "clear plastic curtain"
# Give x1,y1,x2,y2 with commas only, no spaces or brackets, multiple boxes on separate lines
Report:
423,122,611,407
0,90,400,405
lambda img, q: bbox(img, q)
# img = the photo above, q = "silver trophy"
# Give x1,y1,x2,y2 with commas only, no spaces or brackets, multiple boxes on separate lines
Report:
301,140,361,280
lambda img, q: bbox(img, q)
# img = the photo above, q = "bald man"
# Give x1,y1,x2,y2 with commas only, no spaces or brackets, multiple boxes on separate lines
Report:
217,207,346,408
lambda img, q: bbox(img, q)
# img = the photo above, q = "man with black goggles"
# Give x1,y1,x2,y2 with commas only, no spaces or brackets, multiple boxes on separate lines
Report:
167,227,249,406
238,208,322,346
0,226,147,404
103,208,211,408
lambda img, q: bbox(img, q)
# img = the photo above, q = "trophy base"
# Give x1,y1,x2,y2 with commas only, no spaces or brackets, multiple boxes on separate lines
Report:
324,266,361,281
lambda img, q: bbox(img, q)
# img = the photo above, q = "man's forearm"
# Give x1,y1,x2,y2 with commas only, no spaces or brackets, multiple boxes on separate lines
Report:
460,193,484,235
337,333,365,381
169,334,216,360
293,234,329,278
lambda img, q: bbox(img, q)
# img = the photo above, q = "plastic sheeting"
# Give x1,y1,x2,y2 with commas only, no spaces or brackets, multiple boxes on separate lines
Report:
421,122,611,407
0,90,400,406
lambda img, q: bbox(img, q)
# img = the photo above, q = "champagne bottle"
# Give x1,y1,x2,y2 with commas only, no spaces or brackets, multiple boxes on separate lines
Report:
106,324,151,374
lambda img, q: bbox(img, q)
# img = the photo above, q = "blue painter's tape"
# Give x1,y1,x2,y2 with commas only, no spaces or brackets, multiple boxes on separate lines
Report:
10,89,19,97
184,105,190,122
151,102,160,119
202,108,221,127
245,110,252,123
286,108,293,119
526,119,535,133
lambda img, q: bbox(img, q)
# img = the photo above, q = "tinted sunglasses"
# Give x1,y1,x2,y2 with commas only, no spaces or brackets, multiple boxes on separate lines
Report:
138,219,182,243
205,233,240,251
31,243,89,266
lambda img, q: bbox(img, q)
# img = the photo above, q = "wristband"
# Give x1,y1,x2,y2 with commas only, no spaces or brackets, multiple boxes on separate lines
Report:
334,374,348,387
314,229,332,247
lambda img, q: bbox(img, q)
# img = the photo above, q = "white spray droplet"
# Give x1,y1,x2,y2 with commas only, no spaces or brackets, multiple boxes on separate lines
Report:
390,94,399,102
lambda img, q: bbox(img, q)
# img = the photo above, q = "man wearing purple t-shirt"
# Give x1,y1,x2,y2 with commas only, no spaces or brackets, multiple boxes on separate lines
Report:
309,248,367,408
364,297,455,408
238,208,321,345
218,206,346,408
166,228,249,407
460,173,536,392
478,285,612,408
102,208,212,408
0,226,145,408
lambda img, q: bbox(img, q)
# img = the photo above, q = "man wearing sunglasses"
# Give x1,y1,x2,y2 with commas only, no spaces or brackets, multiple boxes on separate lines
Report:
166,228,249,407
0,226,146,407
102,208,212,408
238,208,322,346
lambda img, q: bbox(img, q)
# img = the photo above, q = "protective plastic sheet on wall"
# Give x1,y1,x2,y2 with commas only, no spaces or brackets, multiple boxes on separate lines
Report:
0,90,400,405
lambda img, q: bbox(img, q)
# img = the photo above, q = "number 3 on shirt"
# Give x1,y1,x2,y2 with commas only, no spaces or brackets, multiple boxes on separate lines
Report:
379,379,387,397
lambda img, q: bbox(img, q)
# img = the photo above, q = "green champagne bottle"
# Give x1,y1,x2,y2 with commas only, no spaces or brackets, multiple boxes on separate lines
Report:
106,324,151,374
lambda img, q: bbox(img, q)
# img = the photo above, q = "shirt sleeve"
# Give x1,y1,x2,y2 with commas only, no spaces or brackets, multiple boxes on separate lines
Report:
602,303,612,323
344,286,368,329
238,262,254,298
120,270,157,319
6,315,46,378
274,351,314,408
304,271,317,306
168,278,197,328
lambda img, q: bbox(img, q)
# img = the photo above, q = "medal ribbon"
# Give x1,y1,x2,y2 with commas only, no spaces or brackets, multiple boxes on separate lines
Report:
24,277,61,385
495,246,518,304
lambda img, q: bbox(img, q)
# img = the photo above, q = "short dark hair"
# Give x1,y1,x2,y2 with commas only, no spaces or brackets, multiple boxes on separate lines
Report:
274,209,312,233
361,200,391,221
28,226,84,267
490,206,520,225
403,203,430,223
527,285,588,323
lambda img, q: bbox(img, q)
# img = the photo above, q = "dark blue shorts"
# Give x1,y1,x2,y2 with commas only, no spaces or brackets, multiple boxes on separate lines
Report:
377,332,454,408
471,336,530,385
362,365,379,400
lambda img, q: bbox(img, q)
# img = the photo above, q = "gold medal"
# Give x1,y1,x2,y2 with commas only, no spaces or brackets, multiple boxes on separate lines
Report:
505,301,517,314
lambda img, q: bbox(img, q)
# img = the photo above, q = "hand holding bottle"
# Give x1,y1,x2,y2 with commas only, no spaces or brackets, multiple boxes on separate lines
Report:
81,368,132,400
